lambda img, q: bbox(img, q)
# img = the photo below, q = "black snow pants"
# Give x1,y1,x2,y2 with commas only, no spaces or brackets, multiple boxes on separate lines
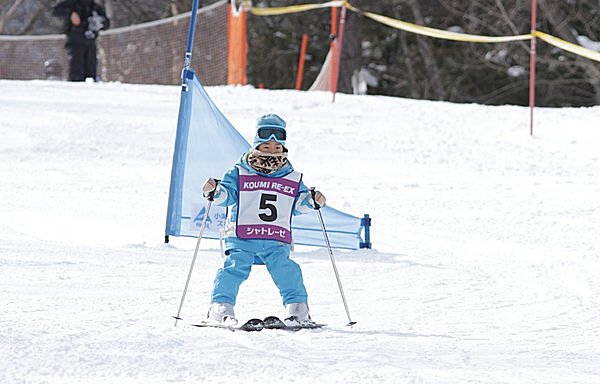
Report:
66,40,97,81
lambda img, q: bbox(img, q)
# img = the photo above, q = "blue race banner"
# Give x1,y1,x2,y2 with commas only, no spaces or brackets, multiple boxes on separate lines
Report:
165,70,368,249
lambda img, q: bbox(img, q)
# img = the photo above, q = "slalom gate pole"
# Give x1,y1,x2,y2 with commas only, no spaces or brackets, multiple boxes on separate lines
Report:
173,196,213,327
312,190,356,326
182,0,201,86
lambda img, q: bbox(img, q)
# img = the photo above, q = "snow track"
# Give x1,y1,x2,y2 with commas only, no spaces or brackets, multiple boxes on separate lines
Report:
1,80,599,383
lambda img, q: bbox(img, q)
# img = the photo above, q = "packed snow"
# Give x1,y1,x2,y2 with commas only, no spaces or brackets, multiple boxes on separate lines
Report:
1,79,599,383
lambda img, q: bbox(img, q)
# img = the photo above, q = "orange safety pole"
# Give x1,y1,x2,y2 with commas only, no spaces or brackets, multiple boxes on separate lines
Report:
295,33,309,90
227,3,248,85
329,7,338,94
529,0,537,136
331,5,346,103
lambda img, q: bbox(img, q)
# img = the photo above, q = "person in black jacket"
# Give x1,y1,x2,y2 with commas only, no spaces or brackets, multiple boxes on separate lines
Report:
52,0,110,81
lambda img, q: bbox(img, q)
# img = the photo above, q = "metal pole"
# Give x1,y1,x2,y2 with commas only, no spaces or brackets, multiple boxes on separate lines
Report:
529,0,537,136
316,208,356,326
173,198,213,327
182,0,201,85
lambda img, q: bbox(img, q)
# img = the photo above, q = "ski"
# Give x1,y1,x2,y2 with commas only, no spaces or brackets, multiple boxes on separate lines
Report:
192,318,264,332
264,316,326,331
192,316,326,332
263,315,286,329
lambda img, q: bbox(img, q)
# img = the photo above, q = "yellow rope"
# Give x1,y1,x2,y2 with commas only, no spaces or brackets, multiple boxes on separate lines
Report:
244,1,600,62
246,0,343,16
534,31,600,62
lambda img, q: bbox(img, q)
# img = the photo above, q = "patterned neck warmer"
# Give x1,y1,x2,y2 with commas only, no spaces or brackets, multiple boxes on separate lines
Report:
247,149,288,174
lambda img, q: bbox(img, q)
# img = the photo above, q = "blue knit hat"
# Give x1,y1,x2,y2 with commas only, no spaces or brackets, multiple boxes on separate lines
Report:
253,113,287,148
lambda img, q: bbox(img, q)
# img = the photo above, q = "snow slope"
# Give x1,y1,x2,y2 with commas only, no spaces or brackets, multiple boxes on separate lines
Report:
1,79,599,383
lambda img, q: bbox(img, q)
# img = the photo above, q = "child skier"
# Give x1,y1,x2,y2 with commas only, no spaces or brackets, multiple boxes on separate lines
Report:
202,113,326,326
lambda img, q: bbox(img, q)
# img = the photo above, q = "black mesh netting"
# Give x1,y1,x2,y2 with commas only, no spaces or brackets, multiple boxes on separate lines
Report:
0,0,228,85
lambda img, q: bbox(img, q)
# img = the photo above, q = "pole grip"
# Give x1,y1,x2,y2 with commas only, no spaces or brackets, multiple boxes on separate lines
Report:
310,187,321,210
205,179,220,202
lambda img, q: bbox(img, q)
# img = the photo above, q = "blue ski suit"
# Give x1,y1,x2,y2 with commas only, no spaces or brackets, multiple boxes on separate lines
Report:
209,154,315,306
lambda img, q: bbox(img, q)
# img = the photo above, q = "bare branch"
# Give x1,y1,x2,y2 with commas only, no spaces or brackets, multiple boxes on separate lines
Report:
0,0,25,34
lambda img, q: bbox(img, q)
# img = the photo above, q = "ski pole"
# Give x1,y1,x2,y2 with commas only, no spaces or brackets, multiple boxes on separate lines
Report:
311,189,356,327
173,192,214,327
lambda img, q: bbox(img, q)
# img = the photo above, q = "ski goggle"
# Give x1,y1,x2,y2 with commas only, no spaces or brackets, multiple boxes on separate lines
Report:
257,127,286,142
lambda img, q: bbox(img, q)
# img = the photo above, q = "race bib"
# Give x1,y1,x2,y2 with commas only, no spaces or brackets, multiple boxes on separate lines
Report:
236,166,302,243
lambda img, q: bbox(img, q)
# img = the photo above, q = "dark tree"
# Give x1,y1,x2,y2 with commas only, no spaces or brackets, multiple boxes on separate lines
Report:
2,0,598,105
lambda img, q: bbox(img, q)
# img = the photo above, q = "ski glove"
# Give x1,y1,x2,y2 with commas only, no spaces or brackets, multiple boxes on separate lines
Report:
89,14,105,31
202,178,220,198
309,189,326,209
